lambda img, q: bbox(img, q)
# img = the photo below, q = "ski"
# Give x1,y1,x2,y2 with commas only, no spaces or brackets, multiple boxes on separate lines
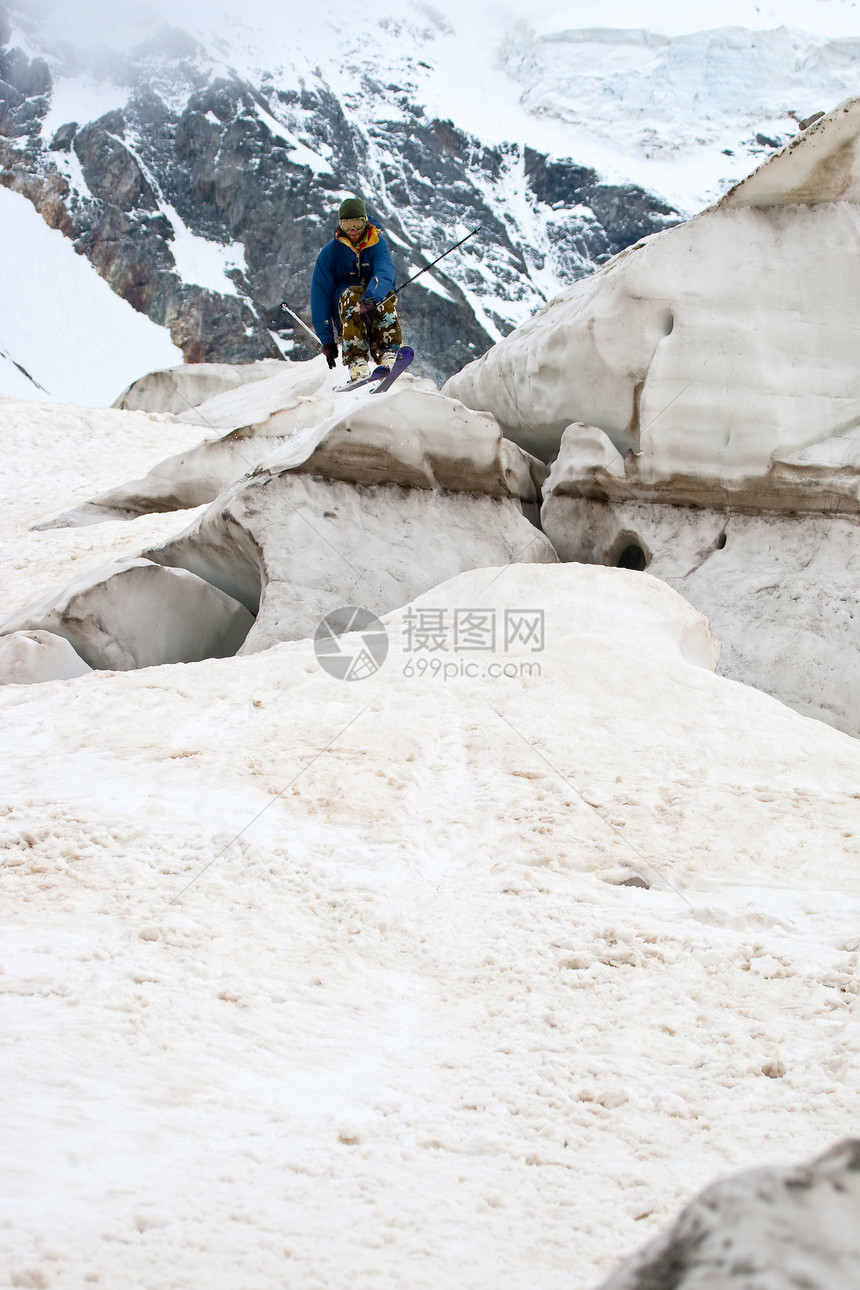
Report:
370,346,414,393
333,347,414,394
333,363,389,394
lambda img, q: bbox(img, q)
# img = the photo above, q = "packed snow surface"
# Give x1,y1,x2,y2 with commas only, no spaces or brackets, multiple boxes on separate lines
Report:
0,395,208,609
2,390,860,1288
0,186,183,404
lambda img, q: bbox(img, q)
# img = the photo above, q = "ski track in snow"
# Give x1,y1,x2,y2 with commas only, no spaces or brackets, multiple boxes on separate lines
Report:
2,404,860,1287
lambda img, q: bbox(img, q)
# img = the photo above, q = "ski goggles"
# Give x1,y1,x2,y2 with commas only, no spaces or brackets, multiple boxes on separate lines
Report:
339,217,367,232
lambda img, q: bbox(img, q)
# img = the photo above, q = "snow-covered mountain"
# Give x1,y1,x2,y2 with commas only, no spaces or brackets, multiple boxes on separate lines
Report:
3,0,860,396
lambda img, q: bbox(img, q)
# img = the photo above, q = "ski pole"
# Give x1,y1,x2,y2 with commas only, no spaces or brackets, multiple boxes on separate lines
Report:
394,227,481,293
372,227,482,312
279,302,321,346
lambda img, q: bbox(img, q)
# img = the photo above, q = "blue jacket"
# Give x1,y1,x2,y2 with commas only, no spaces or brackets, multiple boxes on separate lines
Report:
311,223,397,344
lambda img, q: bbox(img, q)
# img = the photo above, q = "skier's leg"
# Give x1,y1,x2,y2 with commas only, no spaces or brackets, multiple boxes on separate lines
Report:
339,286,371,377
370,297,403,367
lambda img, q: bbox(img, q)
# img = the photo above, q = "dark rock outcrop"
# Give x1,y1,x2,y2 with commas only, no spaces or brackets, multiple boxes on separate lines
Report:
74,112,158,211
525,148,679,260
0,35,49,143
49,121,77,151
596,1139,860,1290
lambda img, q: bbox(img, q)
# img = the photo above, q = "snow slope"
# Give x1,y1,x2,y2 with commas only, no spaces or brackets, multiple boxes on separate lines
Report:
2,393,860,1289
0,186,183,403
0,394,207,609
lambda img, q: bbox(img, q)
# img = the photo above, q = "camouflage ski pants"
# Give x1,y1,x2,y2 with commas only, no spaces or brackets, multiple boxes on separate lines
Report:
338,285,402,366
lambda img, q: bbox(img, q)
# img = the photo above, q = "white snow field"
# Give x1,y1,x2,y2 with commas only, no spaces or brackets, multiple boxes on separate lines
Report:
0,394,208,612
3,388,860,1289
0,186,183,405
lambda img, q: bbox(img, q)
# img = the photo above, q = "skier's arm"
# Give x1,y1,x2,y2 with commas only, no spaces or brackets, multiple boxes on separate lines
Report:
311,247,337,344
364,236,396,304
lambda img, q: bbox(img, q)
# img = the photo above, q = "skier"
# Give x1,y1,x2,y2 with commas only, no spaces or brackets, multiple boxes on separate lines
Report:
311,196,404,384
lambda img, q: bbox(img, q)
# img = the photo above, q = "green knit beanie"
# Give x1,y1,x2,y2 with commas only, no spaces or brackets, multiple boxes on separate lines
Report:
339,197,367,221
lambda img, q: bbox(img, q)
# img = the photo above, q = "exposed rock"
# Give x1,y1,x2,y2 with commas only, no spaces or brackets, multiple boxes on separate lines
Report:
73,113,159,212
524,148,679,259
134,78,500,379
0,15,678,382
0,40,50,142
49,121,77,152
144,471,557,654
0,46,50,99
0,34,280,366
0,560,254,671
0,165,74,235
596,1138,860,1290
67,195,278,364
0,74,23,127
0,630,91,684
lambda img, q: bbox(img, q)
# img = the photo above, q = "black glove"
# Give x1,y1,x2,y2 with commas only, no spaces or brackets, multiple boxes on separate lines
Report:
359,298,376,324
321,342,338,369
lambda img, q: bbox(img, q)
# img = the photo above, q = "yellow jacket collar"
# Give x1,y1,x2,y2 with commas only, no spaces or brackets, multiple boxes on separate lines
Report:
336,223,380,252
